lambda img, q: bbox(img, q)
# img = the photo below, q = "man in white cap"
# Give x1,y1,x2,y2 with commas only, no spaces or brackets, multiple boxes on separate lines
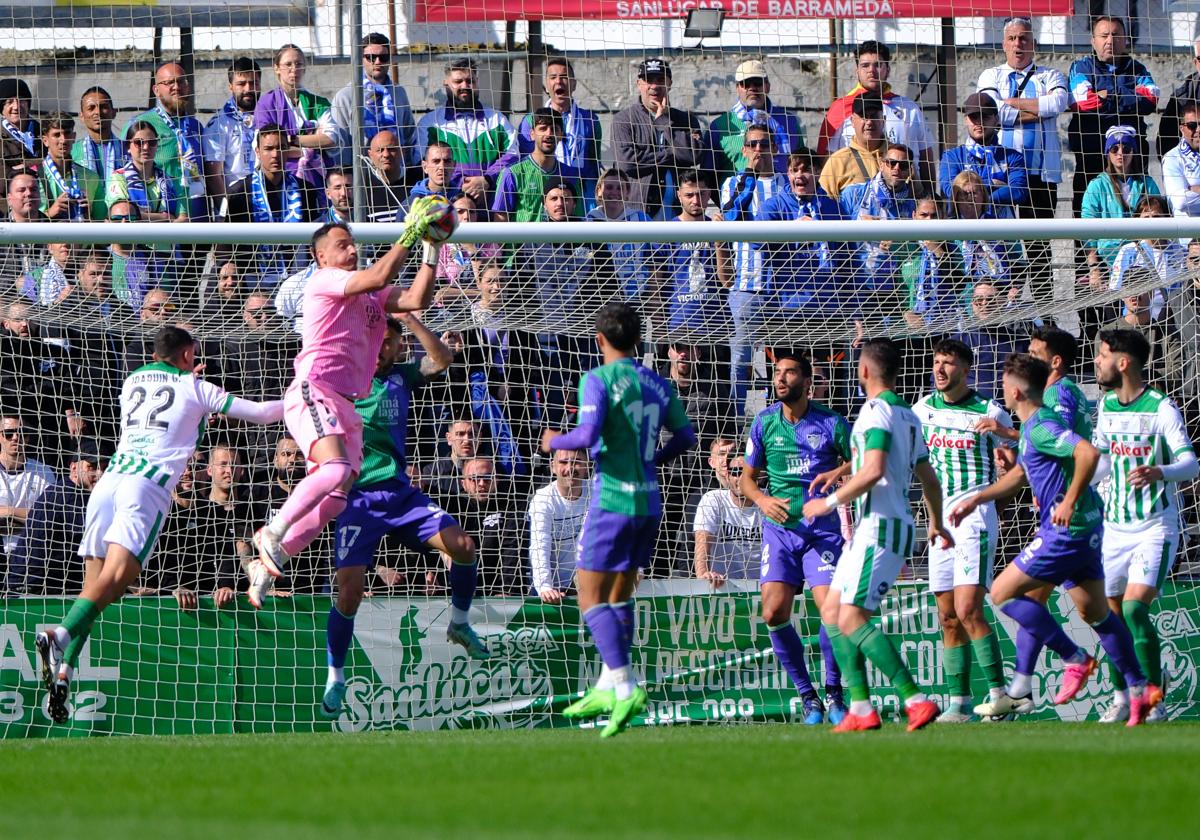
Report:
709,59,805,186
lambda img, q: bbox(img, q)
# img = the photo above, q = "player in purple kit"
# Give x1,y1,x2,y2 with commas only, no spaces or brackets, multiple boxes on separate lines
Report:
545,302,697,738
739,352,852,725
950,353,1162,726
319,313,484,719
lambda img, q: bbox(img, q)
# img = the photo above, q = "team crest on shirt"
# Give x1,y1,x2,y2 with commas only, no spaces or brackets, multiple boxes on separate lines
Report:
806,433,824,449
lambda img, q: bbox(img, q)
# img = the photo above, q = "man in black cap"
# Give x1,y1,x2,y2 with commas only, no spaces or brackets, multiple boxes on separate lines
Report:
938,92,1029,219
6,440,106,595
612,57,709,219
0,78,40,215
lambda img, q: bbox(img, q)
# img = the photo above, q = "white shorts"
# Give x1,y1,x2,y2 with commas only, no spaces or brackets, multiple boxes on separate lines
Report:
929,499,998,593
77,472,173,565
831,515,916,611
1102,519,1180,597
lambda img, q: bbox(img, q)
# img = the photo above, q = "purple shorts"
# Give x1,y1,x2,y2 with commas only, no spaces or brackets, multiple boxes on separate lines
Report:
576,507,660,573
333,479,456,569
1013,525,1104,588
760,519,843,588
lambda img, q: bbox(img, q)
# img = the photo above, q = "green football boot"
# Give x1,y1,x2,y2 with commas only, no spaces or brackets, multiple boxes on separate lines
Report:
562,687,616,720
600,686,648,739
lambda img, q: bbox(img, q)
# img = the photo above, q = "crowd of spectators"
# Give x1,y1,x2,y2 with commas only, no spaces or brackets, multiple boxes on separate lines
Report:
3,16,1200,603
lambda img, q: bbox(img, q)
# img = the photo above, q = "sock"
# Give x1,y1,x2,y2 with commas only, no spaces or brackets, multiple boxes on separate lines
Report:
1122,600,1162,685
768,622,815,696
61,597,101,669
327,666,345,686
1000,596,1082,663
281,490,349,557
850,623,920,701
611,601,634,651
1111,661,1128,691
943,643,971,700
51,627,69,649
1015,628,1044,679
818,624,842,689
849,699,874,716
1009,672,1032,698
1092,610,1145,687
826,623,869,703
1112,688,1130,707
448,561,477,623
971,631,1007,690
595,664,614,691
609,666,634,700
275,458,354,526
326,605,355,672
583,604,629,671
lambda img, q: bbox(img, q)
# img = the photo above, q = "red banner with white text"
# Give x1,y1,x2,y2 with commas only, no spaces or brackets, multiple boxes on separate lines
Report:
415,0,1074,23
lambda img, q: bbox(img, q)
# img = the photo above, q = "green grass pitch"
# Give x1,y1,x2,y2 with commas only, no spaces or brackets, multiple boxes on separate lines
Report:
2,723,1198,838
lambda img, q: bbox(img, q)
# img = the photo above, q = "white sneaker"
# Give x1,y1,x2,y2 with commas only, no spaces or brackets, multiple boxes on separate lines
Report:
246,559,273,610
974,693,1035,719
1146,703,1167,723
253,528,289,578
1098,702,1130,723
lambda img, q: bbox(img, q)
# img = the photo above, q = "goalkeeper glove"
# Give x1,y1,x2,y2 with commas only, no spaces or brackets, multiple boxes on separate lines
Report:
398,196,438,248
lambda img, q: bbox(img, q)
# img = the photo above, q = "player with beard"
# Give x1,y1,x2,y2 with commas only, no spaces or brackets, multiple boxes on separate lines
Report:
740,352,852,724
1091,329,1196,723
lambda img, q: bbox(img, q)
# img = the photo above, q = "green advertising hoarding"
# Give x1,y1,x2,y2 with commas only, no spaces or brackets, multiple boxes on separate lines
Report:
1,582,1197,737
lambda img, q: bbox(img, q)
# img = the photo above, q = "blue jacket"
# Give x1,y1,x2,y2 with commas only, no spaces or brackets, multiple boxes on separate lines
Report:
7,479,83,595
754,187,857,310
1067,53,1159,155
939,143,1029,215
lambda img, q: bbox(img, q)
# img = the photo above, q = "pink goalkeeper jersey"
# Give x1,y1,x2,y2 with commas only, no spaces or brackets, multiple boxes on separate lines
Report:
293,267,391,400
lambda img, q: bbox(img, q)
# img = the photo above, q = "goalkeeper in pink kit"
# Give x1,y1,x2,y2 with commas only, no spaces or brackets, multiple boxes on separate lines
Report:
247,198,447,604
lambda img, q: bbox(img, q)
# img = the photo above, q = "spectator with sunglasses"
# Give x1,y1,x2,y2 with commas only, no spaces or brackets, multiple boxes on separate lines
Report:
839,142,922,291
1161,99,1200,219
1082,125,1162,286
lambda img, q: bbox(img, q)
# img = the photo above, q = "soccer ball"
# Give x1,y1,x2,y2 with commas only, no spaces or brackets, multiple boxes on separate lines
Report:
423,195,458,244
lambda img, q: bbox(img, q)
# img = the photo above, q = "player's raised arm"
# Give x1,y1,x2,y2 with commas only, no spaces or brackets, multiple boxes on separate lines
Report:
396,311,457,376
341,196,444,296
384,258,438,314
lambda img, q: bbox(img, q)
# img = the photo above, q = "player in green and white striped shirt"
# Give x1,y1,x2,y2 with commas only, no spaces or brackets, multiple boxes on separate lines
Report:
913,339,1015,722
34,326,284,724
802,338,953,733
1092,329,1197,723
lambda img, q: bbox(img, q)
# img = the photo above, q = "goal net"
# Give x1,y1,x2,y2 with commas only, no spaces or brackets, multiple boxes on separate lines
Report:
2,0,1200,735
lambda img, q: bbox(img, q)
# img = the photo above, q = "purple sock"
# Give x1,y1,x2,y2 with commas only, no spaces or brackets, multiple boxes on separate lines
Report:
326,606,355,670
583,604,629,670
769,623,815,696
1000,596,1081,662
612,601,634,650
819,624,842,689
1092,611,1146,687
448,561,477,614
1015,628,1043,678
